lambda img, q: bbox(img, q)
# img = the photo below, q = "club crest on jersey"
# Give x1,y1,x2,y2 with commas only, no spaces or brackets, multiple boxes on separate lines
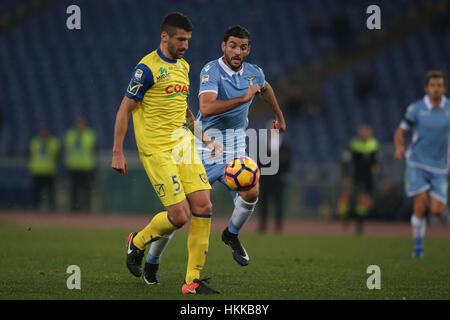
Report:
245,76,256,85
199,173,208,184
127,80,142,96
155,184,166,197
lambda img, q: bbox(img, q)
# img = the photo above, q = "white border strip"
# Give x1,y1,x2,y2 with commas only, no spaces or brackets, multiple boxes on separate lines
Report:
407,184,430,197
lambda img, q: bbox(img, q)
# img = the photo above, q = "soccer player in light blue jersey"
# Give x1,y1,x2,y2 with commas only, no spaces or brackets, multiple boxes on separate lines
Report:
144,25,286,283
196,25,285,266
394,70,449,258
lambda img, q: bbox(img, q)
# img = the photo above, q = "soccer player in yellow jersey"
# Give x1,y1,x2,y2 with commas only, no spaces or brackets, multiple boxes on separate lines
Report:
112,12,222,294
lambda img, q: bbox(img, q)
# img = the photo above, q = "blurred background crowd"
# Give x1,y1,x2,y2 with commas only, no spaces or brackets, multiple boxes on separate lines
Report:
0,0,449,231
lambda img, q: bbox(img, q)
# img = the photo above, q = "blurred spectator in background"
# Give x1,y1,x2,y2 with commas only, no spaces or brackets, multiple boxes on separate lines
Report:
431,0,450,35
64,117,97,212
28,126,60,211
259,121,291,233
302,89,323,118
336,177,353,227
308,12,326,37
284,89,323,119
332,9,352,52
0,105,3,131
284,88,303,118
373,179,401,220
342,124,379,234
355,71,378,102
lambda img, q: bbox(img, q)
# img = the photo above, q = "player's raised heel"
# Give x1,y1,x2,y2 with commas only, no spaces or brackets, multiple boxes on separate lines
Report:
143,262,160,284
222,227,249,266
126,232,145,277
181,278,220,294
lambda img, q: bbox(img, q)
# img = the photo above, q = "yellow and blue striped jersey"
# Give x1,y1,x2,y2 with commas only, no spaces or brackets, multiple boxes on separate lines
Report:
125,48,191,154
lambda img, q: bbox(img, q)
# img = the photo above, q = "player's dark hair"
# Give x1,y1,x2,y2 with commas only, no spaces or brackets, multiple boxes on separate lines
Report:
161,12,193,36
425,70,447,87
223,25,251,43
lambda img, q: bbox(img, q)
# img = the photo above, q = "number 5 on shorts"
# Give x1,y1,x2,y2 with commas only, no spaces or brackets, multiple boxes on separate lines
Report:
172,175,181,191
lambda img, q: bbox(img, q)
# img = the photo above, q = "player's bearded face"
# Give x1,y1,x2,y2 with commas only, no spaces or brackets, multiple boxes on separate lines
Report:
425,78,447,101
222,36,250,71
166,28,192,59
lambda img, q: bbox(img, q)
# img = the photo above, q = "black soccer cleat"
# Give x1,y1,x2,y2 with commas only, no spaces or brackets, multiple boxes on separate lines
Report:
182,278,221,294
222,227,249,266
143,262,160,285
126,232,145,277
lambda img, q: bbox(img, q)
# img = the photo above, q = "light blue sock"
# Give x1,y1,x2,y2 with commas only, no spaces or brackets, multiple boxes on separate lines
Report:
145,230,175,264
413,237,423,249
228,195,258,235
146,253,160,264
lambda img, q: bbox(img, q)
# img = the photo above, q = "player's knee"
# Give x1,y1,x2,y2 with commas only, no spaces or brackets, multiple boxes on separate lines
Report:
170,206,191,226
171,214,189,227
430,206,445,216
193,200,213,215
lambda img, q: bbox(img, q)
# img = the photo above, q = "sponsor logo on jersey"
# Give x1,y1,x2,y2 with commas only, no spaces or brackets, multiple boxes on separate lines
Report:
156,67,172,82
159,67,168,75
156,73,172,82
165,84,189,98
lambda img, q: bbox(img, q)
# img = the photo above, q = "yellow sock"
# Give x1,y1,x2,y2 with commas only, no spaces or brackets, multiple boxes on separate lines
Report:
133,211,180,250
185,213,211,284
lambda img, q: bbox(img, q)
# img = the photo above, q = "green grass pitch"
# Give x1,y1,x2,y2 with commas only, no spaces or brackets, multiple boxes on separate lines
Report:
0,223,449,300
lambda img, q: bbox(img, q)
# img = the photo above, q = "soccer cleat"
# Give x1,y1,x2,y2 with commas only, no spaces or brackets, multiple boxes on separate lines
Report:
126,232,145,277
222,227,249,266
412,237,424,258
412,248,424,258
181,278,220,294
143,262,160,285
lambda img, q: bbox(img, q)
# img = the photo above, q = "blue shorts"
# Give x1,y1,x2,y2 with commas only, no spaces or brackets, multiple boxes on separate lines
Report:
405,164,448,204
203,162,238,200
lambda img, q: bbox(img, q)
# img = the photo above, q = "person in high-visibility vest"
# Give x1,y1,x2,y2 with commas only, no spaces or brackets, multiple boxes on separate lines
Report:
29,127,60,211
345,124,380,234
64,117,97,212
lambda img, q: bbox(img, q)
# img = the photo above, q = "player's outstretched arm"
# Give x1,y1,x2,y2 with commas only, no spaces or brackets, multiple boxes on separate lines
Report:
199,85,260,117
393,127,407,160
260,81,286,132
186,107,223,158
112,96,137,174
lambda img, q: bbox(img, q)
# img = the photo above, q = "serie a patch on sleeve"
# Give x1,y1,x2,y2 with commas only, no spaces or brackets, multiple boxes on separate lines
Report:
134,69,143,81
201,75,210,84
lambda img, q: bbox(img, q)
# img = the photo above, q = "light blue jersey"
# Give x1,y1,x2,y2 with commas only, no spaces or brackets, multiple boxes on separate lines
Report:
400,95,450,203
195,57,265,168
400,95,450,174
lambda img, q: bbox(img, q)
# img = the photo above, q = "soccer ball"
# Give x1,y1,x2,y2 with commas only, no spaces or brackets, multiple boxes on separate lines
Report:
224,156,260,191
